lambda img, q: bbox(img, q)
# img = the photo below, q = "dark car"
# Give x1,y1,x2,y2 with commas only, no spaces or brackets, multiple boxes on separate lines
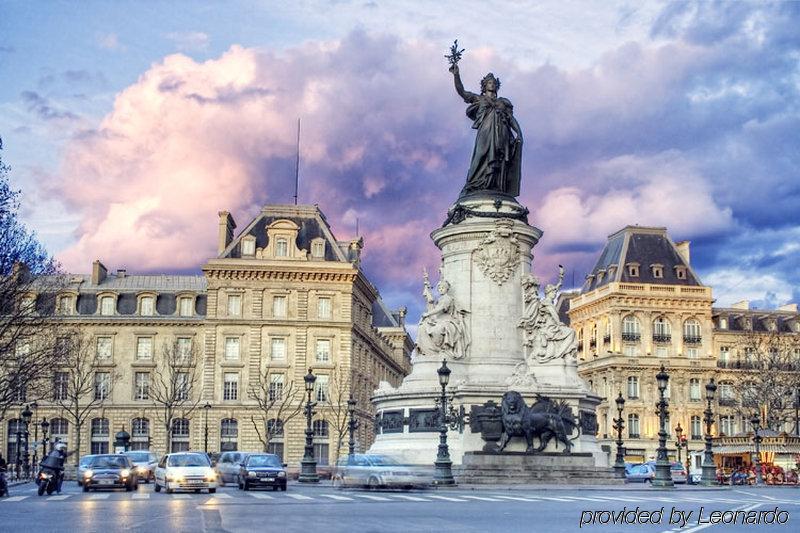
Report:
122,451,159,483
82,454,138,492
237,454,287,491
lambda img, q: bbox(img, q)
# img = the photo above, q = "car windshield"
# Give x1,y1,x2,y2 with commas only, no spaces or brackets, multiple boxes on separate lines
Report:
89,456,128,469
247,455,281,468
671,464,685,471
168,454,210,467
79,456,95,467
367,455,400,466
125,452,150,462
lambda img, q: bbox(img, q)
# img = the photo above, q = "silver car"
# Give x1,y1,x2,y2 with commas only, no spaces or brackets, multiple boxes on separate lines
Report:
123,451,159,483
77,454,98,486
216,451,249,486
333,454,431,489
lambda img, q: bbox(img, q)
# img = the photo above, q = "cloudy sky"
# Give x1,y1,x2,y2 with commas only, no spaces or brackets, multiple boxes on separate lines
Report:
1,0,798,322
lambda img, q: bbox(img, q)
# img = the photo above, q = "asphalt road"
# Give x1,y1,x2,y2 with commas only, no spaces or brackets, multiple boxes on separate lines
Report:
1,482,799,533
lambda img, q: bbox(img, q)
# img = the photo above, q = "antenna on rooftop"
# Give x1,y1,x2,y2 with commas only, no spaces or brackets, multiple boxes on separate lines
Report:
293,117,300,205
356,217,359,237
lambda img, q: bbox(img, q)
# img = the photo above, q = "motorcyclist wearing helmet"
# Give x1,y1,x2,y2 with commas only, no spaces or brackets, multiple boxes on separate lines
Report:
39,442,69,494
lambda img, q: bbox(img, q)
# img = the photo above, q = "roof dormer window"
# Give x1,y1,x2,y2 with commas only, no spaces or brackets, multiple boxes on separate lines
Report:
275,238,288,257
99,295,116,316
596,270,605,284
140,295,155,316
311,238,325,259
626,263,640,278
651,264,664,278
674,265,687,280
241,237,256,257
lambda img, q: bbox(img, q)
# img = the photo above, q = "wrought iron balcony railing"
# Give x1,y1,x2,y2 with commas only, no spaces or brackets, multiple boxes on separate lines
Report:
622,332,641,342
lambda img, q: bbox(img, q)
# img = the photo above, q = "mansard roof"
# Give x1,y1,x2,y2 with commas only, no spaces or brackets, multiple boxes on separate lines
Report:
220,204,351,262
582,225,702,293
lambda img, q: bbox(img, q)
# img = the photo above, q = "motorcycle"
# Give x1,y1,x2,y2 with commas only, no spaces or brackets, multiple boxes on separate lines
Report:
36,466,60,496
0,468,8,497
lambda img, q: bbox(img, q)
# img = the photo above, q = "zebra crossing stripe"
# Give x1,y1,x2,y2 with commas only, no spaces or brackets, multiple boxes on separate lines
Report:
426,495,466,502
355,494,391,501
564,496,609,502
492,495,541,502
391,495,428,502
172,494,191,499
286,493,313,500
131,493,149,500
249,493,274,499
2,496,28,502
459,495,501,502
49,495,70,501
89,494,109,500
320,494,353,501
212,493,232,499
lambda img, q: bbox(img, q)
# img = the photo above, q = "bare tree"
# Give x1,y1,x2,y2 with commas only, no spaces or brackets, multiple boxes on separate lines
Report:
54,332,116,466
246,365,303,454
728,329,800,432
324,363,352,466
149,337,202,453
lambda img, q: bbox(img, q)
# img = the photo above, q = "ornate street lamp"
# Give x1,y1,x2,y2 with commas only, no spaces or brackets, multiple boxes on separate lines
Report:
751,415,764,485
347,394,359,458
652,365,674,488
40,418,50,456
21,404,33,478
794,388,799,437
674,423,684,464
203,402,211,454
433,359,455,485
30,401,39,471
700,378,717,485
612,392,626,479
299,368,319,483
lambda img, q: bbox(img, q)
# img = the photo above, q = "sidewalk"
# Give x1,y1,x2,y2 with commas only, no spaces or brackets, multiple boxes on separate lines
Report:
286,479,735,492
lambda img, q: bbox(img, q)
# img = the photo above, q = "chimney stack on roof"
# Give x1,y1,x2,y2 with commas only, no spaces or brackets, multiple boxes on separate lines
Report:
116,269,127,278
92,260,107,285
675,240,691,265
218,211,237,255
731,300,750,310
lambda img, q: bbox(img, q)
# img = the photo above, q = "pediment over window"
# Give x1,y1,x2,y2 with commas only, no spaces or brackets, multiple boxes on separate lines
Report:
259,219,308,260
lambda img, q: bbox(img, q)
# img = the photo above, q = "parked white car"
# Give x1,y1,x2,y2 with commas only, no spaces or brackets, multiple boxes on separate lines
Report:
153,452,218,494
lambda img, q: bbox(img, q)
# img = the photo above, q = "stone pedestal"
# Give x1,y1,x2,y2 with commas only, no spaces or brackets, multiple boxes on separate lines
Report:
369,194,611,478
456,452,618,485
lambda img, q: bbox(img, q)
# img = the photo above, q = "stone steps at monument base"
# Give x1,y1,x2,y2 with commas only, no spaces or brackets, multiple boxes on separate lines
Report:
455,452,621,485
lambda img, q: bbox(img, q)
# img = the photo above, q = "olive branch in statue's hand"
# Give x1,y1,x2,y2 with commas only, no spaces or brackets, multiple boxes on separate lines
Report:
445,39,465,72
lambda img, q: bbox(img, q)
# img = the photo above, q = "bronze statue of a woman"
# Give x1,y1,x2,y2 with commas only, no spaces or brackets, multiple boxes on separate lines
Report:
448,47,523,198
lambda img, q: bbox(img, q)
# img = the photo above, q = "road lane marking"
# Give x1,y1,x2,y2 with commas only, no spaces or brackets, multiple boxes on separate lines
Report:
212,493,232,499
286,493,313,500
2,496,28,502
492,495,541,502
249,493,274,499
538,496,577,502
49,495,70,500
391,495,428,502
426,495,466,502
172,494,191,499
320,494,352,501
459,495,501,502
563,496,609,502
355,494,392,501
132,493,149,500
89,493,109,500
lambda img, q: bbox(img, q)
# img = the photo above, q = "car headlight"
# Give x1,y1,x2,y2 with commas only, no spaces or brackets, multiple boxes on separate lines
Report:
206,470,216,481
83,470,94,478
120,469,130,478
137,466,148,474
247,471,257,478
167,474,184,482
277,471,286,478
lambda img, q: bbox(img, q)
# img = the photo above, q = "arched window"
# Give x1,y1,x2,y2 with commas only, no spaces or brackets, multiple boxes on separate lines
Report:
313,420,329,466
627,414,640,438
140,296,155,316
220,419,238,452
99,296,115,316
653,317,671,342
622,315,641,341
691,416,702,440
683,319,702,344
131,418,150,451
90,418,109,454
50,417,69,447
627,376,639,399
171,418,190,452
267,418,284,460
6,419,23,467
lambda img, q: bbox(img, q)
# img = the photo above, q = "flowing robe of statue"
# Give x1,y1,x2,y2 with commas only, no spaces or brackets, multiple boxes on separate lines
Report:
417,276,470,360
519,272,577,364
450,64,523,198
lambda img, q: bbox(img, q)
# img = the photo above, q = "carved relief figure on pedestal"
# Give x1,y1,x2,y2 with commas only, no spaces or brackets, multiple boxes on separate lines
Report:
416,268,471,359
473,219,520,285
518,265,578,364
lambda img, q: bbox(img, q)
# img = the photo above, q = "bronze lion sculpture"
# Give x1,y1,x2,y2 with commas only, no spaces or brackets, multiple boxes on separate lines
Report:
497,391,579,453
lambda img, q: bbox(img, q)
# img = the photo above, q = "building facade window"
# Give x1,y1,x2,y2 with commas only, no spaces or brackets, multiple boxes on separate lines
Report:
719,346,730,365
50,418,69,447
689,378,701,401
179,297,193,317
224,337,240,360
223,373,239,401
627,376,639,399
220,419,238,452
311,241,325,258
58,295,74,315
6,420,23,463
53,372,68,401
241,238,256,256
131,418,150,451
177,337,192,360
268,374,284,402
140,296,155,316
691,416,702,440
171,419,190,452
651,264,663,278
683,319,702,343
720,415,736,436
272,296,287,318
94,372,110,400
313,420,329,465
270,338,286,361
134,372,150,401
100,296,115,316
96,336,113,360
176,372,189,401
719,382,734,402
315,339,331,363
227,294,242,317
315,375,329,402
653,317,671,342
318,297,331,319
136,337,153,360
622,315,641,342
267,419,284,460
275,238,288,257
627,414,640,438
91,418,110,454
